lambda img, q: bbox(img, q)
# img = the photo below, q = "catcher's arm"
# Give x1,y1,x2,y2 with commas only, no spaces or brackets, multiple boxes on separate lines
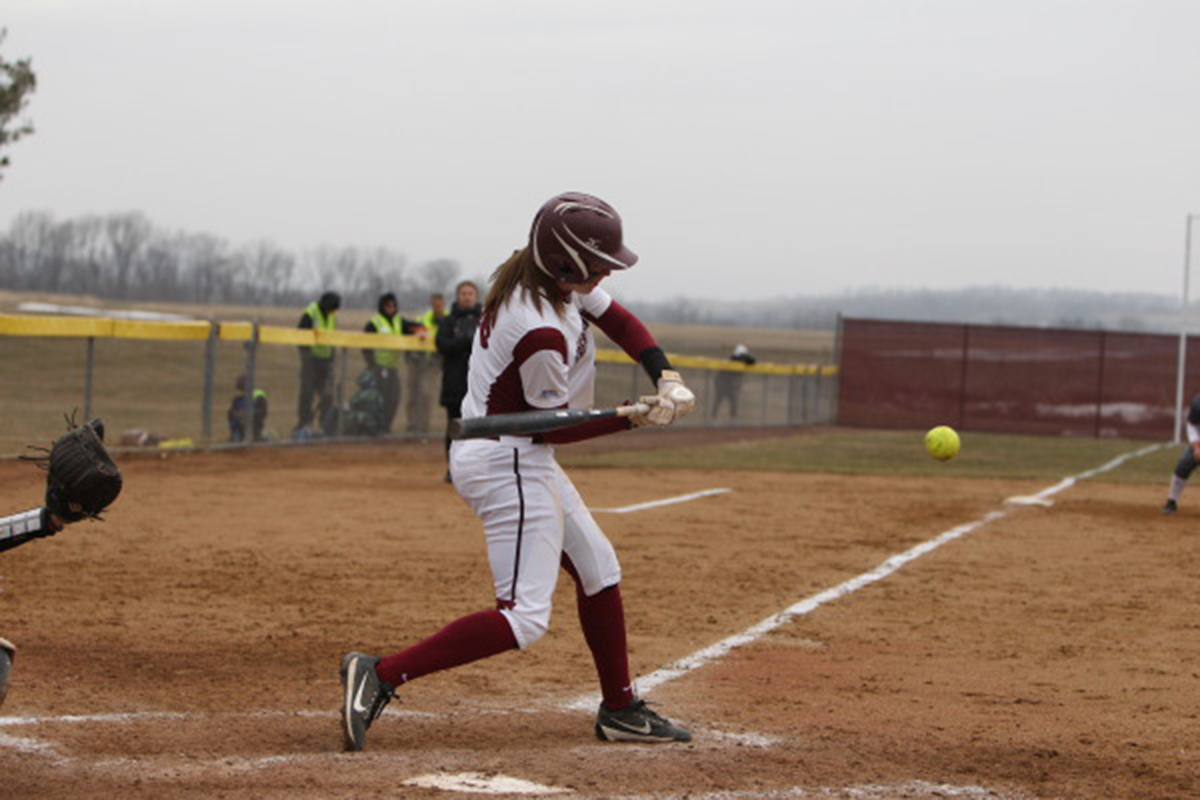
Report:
0,508,63,554
14,417,122,543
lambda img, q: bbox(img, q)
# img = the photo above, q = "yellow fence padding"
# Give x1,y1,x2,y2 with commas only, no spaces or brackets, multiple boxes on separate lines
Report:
217,321,255,342
315,329,435,351
0,314,115,338
596,347,837,376
111,319,213,341
256,326,316,346
0,313,835,376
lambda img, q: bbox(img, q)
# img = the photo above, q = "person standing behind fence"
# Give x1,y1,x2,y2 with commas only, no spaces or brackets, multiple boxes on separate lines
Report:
435,280,481,480
405,293,445,434
711,344,756,421
1161,393,1200,514
295,292,340,437
363,292,425,433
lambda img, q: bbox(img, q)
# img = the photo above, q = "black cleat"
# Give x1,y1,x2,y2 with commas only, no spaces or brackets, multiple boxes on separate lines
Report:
339,652,394,752
0,638,13,709
1162,499,1178,515
595,698,692,743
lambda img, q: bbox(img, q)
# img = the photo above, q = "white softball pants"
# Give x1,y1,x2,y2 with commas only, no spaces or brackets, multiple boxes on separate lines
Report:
450,437,622,650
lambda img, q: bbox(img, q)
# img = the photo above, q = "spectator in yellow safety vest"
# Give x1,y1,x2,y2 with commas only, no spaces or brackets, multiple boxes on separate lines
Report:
295,291,340,436
364,292,426,433
405,293,446,433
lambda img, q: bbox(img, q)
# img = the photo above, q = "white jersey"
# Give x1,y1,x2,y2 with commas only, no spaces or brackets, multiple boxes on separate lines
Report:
461,286,614,420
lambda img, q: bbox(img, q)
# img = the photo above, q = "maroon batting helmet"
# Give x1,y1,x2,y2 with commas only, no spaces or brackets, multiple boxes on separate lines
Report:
529,192,638,283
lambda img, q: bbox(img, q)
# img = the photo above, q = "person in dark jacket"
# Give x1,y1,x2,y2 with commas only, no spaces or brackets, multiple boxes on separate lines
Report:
362,292,425,433
435,280,481,477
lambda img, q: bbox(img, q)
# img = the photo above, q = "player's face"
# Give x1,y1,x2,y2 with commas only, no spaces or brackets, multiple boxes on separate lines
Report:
561,267,611,296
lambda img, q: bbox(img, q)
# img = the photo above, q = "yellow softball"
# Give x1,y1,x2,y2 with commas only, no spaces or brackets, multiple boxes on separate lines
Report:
925,425,961,461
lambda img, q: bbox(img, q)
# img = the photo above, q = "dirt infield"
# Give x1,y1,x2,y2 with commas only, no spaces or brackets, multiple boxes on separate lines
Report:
1,435,1196,799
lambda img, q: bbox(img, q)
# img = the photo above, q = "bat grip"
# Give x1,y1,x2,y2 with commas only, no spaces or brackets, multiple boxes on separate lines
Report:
616,402,651,418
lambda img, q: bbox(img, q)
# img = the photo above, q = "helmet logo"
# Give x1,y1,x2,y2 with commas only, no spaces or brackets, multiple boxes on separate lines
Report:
530,192,637,282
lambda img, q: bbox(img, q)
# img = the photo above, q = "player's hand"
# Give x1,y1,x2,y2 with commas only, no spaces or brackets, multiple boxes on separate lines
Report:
1191,441,1200,461
637,371,695,426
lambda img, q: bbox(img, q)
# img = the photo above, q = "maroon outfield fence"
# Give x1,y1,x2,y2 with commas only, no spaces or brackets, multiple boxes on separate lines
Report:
836,317,1199,441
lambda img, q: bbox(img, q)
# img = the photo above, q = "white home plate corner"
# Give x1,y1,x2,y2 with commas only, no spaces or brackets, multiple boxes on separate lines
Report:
592,488,731,514
403,772,570,795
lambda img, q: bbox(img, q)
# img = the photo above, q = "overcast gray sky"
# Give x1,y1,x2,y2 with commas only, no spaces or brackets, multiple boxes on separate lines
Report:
2,0,1198,303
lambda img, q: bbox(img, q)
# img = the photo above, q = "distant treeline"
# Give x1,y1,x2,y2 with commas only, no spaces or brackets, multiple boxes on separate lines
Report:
0,210,465,310
0,209,1182,332
624,286,1181,333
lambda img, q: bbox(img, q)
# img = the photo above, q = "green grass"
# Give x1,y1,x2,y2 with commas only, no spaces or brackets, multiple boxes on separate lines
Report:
561,428,1179,485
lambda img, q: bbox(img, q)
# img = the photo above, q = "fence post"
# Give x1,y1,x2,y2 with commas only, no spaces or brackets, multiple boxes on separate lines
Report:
201,320,217,442
335,346,348,437
814,368,823,422
831,314,844,425
761,373,769,426
241,321,260,447
83,336,96,419
800,372,810,423
957,325,970,429
785,374,795,425
700,369,710,429
1093,329,1107,438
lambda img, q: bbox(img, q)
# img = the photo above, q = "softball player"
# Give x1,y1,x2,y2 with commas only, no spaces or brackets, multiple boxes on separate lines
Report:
340,192,697,751
1161,394,1200,514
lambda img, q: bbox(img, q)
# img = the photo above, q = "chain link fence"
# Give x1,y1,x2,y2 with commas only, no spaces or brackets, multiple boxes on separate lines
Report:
0,314,837,457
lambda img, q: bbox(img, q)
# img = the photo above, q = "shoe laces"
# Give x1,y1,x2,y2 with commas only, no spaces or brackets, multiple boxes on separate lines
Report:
368,684,395,722
628,698,669,724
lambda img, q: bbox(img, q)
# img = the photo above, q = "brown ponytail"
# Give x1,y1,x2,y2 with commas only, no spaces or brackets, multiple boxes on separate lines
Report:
483,248,567,322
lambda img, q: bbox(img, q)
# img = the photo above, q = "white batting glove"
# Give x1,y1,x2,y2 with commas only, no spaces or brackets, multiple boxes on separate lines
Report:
636,370,696,426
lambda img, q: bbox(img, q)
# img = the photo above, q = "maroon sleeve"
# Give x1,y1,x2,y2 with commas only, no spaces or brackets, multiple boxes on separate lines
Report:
587,300,657,361
541,415,633,444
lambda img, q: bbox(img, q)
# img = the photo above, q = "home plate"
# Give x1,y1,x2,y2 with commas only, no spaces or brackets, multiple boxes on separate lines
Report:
1004,495,1055,507
403,772,571,795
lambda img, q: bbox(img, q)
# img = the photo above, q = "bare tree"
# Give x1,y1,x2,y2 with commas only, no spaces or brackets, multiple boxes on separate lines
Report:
67,215,110,297
0,208,470,312
178,233,233,303
134,231,182,300
414,258,460,298
103,212,153,298
2,210,55,290
240,240,296,304
357,246,408,305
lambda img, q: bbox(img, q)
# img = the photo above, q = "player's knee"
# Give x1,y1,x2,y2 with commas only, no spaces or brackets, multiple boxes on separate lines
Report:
501,606,551,650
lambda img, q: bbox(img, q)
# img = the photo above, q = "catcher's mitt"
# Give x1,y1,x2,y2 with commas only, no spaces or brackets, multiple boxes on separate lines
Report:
26,417,123,522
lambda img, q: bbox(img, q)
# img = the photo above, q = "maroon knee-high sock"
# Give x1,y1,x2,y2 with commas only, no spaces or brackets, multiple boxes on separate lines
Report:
564,559,634,710
375,609,517,688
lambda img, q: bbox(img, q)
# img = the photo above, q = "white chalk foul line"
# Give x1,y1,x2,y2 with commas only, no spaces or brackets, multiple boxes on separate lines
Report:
569,442,1165,709
593,488,732,514
405,772,571,795
591,781,1029,800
